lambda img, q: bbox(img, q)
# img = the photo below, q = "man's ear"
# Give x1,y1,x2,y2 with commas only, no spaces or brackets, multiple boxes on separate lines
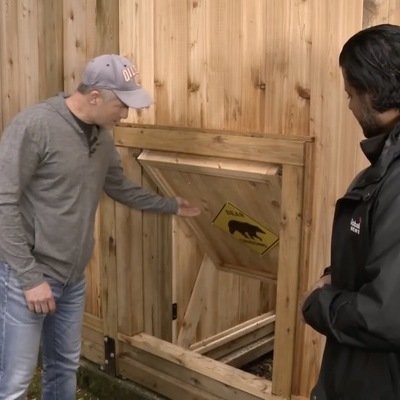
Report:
88,90,101,105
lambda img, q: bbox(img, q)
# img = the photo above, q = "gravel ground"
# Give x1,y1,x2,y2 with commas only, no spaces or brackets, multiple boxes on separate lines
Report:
241,352,274,380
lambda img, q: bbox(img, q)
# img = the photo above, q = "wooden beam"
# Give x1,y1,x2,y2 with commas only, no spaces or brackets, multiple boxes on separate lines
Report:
119,355,226,400
114,124,312,166
118,333,273,400
272,165,304,398
138,150,280,183
220,336,274,368
82,313,105,366
190,312,275,357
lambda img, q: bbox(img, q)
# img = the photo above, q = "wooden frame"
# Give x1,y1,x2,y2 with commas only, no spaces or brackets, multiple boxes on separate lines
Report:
82,124,313,400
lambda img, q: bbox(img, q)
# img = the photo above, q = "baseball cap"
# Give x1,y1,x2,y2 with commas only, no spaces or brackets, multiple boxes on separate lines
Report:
82,54,153,109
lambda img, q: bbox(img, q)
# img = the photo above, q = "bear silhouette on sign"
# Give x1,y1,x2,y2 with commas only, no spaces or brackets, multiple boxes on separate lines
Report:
228,220,265,241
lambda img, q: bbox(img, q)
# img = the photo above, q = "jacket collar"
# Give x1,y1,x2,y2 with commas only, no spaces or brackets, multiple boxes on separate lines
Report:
360,133,390,164
352,124,400,189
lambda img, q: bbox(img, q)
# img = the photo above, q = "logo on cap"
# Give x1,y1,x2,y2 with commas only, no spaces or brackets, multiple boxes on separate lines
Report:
122,65,139,84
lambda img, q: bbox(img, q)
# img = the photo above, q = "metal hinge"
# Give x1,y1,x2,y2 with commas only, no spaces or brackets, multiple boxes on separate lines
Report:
172,302,178,320
99,336,116,376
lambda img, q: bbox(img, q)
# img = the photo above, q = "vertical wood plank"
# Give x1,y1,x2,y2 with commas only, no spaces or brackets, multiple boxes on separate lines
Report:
292,1,364,397
37,0,63,99
84,214,102,316
98,193,118,338
63,0,119,325
0,0,20,126
142,172,173,340
17,0,39,109
240,0,267,133
119,0,155,124
263,0,312,136
205,0,243,130
154,0,189,126
95,0,119,54
188,0,207,128
272,165,304,398
176,255,216,347
0,0,63,132
63,0,92,93
115,147,145,335
172,217,203,344
362,0,400,26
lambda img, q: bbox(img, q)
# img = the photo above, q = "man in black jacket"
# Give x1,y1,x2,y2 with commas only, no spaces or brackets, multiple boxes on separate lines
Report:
303,24,400,400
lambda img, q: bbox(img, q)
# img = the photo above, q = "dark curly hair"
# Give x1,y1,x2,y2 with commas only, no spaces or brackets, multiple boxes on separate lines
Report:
339,24,400,112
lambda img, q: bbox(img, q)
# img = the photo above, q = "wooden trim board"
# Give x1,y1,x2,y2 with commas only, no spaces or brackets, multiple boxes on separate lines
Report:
115,124,312,166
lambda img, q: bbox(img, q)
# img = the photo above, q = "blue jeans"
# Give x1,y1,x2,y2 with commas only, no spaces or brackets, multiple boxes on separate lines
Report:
0,262,86,400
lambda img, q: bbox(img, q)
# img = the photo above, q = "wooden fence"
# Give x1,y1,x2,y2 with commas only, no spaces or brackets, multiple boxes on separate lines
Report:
1,0,400,398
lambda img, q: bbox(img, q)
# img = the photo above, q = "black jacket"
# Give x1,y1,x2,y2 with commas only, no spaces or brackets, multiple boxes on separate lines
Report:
303,126,400,400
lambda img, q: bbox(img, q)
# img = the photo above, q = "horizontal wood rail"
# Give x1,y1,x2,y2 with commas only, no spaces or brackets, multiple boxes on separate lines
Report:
114,124,313,167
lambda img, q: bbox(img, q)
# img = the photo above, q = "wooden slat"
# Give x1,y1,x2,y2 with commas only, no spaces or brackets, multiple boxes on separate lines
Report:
94,0,119,54
0,0,20,127
37,0,63,99
188,0,207,128
83,312,104,333
119,356,226,400
207,0,243,131
98,193,118,340
63,0,120,355
85,210,102,316
82,313,105,365
272,165,304,398
292,141,318,397
363,0,400,26
118,333,272,400
154,0,188,126
177,255,216,348
115,147,145,336
190,311,275,368
115,125,311,166
240,0,267,133
291,1,364,397
81,328,104,365
63,0,92,93
139,150,280,182
219,263,277,283
119,0,155,124
142,172,173,341
263,0,312,136
220,336,274,368
190,312,275,354
171,216,204,344
18,0,39,109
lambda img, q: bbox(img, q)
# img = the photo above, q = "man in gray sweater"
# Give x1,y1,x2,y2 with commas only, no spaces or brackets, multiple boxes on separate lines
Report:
0,54,200,400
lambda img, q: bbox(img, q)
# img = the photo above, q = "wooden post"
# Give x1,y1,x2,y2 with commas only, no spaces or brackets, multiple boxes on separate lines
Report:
272,165,304,398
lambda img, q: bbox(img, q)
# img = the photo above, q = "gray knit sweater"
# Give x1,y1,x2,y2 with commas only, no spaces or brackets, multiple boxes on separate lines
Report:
0,94,177,289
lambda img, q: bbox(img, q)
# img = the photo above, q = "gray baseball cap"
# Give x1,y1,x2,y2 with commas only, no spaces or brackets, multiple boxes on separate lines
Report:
82,54,153,109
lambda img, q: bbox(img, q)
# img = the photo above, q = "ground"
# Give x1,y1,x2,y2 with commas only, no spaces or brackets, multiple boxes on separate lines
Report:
27,368,99,400
241,352,274,380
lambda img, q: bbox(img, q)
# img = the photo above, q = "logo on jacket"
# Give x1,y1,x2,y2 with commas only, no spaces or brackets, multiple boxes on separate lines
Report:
350,217,361,235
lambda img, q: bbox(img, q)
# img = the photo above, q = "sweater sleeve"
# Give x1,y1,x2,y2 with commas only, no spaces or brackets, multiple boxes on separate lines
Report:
0,115,45,289
303,168,400,351
103,146,178,214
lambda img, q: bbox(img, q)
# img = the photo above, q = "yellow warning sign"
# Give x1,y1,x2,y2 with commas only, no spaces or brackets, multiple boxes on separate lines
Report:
212,202,279,255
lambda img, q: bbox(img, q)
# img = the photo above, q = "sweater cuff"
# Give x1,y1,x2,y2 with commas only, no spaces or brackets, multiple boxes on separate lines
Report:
17,268,45,290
